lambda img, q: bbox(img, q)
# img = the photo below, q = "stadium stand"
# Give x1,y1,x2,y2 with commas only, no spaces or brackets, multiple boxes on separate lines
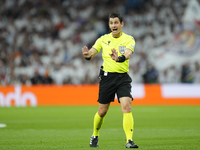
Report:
0,0,200,85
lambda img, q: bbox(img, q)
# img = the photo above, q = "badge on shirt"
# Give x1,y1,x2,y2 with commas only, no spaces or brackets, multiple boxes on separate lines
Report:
119,46,125,54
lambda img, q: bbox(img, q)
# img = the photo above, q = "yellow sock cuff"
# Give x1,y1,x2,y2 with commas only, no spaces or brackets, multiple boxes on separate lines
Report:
123,112,132,117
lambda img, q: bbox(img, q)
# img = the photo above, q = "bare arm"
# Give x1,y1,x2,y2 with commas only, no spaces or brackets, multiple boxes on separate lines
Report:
109,48,133,62
124,48,133,60
82,46,98,59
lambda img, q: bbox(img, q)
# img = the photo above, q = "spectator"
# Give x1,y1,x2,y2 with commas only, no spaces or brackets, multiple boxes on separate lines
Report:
142,63,159,83
193,61,200,83
30,70,44,85
43,69,54,84
0,0,198,85
181,62,194,83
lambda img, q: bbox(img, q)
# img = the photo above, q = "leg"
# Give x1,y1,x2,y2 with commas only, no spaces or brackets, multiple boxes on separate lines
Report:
98,103,110,117
120,97,134,142
120,97,138,148
92,103,110,136
90,103,110,147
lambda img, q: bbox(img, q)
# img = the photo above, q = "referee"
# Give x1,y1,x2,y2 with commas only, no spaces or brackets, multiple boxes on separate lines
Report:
82,12,138,149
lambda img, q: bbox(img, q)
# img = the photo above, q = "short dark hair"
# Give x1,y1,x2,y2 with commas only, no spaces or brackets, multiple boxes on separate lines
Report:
108,13,123,23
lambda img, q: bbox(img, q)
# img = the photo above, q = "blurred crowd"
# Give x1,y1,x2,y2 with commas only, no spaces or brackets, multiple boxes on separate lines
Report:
0,0,200,85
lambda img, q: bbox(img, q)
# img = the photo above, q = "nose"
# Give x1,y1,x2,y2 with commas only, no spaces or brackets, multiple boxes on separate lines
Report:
111,24,116,28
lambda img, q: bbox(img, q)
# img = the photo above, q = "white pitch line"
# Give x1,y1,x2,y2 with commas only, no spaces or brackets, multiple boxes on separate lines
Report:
0,123,7,128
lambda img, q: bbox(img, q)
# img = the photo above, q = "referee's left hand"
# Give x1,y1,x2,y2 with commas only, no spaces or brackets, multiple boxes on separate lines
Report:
109,48,119,62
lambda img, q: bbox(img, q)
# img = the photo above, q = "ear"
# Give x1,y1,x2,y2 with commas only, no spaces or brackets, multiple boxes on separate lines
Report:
121,21,124,27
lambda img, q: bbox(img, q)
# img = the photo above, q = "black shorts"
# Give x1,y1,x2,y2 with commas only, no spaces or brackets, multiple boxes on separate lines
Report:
98,70,133,104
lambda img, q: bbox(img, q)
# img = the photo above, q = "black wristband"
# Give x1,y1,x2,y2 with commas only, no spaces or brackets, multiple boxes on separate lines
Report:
85,57,91,60
117,55,126,62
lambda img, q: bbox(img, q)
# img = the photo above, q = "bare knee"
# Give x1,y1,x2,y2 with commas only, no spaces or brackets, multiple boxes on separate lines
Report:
121,104,132,114
98,103,110,117
120,97,132,114
98,109,108,117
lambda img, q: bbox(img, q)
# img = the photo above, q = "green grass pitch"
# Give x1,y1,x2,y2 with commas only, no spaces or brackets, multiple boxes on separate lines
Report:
0,105,200,150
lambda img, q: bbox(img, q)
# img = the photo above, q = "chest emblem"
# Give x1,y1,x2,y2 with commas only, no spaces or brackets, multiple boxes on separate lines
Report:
119,46,125,54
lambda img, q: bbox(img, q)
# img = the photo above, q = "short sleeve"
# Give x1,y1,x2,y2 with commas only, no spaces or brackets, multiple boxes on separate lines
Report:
126,38,136,52
92,37,102,53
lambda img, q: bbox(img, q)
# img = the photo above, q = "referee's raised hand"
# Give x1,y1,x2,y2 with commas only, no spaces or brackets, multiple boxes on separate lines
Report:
82,46,92,59
109,48,119,62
